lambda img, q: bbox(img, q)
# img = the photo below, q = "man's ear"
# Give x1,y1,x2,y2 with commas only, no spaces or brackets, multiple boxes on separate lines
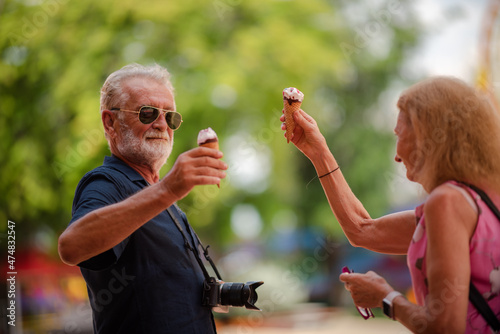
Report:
102,110,117,139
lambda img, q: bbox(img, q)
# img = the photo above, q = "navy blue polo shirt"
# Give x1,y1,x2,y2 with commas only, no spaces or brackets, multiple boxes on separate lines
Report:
70,155,216,334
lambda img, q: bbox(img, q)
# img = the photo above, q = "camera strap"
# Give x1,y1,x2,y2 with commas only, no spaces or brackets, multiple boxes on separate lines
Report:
166,205,223,281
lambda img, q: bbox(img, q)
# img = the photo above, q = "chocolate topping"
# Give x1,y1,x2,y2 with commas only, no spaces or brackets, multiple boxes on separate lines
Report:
199,138,218,144
283,97,301,105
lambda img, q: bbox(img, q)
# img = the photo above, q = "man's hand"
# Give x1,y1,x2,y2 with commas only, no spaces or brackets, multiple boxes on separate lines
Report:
161,147,227,200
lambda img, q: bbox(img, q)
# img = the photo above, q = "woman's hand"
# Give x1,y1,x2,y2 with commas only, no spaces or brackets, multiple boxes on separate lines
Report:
339,270,394,309
280,109,329,162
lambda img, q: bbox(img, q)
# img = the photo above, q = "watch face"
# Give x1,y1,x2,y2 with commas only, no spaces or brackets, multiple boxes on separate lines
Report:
383,300,392,318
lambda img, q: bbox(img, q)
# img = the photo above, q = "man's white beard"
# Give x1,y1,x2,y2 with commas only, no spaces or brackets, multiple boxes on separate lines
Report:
117,122,173,171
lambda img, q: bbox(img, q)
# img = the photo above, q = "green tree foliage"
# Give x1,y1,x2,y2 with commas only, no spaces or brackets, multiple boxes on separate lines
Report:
0,0,421,253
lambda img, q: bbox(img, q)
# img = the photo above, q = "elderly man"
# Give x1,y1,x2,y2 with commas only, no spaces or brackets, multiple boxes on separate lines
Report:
58,63,227,333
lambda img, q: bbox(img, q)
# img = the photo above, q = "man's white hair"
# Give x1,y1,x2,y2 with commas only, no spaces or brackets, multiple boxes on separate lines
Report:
100,63,174,113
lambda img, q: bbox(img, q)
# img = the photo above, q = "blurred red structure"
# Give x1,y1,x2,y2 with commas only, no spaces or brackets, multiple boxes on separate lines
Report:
1,249,92,333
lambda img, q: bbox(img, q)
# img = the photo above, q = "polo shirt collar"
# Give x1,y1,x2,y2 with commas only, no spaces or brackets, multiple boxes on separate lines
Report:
103,155,147,183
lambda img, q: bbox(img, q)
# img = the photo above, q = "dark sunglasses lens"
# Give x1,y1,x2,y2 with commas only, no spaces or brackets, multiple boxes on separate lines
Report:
139,107,159,124
166,112,182,130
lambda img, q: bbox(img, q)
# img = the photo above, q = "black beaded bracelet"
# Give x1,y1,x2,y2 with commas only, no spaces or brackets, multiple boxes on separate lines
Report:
319,166,340,179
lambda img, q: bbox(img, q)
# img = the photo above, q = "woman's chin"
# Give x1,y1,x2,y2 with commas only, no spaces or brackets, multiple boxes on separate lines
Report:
405,169,416,183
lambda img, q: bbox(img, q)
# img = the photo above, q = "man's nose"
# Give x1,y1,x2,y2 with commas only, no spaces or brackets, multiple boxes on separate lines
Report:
151,111,168,132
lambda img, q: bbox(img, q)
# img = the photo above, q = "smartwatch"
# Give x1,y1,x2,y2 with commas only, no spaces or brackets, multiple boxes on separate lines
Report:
382,291,402,320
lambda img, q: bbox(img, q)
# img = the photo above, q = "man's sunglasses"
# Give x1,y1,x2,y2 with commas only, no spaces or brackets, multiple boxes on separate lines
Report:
111,106,183,130
342,266,375,320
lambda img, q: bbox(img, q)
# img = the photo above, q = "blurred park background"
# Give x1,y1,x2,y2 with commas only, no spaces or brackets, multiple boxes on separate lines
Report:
1,0,498,332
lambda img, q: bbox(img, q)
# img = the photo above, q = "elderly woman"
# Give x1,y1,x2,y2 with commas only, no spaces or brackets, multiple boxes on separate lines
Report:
281,77,500,333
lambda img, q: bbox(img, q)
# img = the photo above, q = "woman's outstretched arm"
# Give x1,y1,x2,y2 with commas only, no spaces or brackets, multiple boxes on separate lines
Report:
282,109,415,254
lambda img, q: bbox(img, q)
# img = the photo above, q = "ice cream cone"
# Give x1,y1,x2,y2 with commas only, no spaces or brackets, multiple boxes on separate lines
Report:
200,141,219,151
197,127,221,188
283,99,302,143
282,87,304,143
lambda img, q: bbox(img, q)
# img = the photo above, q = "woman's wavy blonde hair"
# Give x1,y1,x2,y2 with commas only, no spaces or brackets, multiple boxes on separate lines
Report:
397,76,500,192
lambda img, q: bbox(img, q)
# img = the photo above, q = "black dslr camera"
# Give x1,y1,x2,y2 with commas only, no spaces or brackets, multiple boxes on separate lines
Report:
202,277,264,312
166,205,264,313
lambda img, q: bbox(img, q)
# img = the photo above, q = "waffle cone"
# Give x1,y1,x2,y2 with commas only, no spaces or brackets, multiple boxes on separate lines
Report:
199,140,220,187
284,99,302,143
199,141,219,150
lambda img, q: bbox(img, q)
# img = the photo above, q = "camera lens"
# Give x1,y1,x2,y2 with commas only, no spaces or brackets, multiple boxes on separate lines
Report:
220,283,246,307
220,281,263,310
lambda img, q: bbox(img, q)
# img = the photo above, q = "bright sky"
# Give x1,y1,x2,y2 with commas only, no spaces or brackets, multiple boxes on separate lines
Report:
407,0,489,83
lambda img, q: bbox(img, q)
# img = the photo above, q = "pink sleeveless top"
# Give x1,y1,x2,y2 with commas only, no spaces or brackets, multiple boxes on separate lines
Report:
407,181,500,333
